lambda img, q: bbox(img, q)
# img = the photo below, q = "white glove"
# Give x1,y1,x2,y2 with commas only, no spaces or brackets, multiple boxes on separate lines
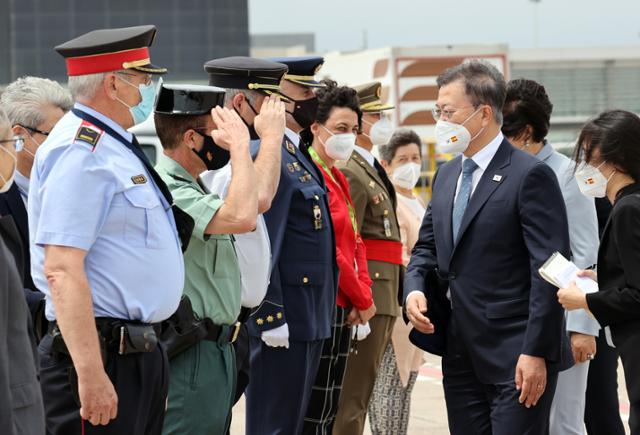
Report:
351,322,371,341
261,323,290,348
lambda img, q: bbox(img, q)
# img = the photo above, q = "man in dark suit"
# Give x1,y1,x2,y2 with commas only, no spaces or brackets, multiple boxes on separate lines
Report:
0,76,72,328
405,60,571,435
0,107,45,434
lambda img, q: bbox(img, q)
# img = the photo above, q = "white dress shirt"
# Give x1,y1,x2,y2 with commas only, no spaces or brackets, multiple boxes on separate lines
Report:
454,132,503,200
354,144,375,167
200,166,272,308
285,127,301,148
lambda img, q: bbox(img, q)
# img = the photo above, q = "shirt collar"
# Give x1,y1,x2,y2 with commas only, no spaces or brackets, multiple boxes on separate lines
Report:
354,144,375,167
285,128,300,147
535,140,555,162
156,154,197,184
462,132,503,171
13,169,29,197
74,103,133,142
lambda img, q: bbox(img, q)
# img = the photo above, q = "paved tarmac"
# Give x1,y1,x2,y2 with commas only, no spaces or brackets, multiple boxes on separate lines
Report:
230,355,631,434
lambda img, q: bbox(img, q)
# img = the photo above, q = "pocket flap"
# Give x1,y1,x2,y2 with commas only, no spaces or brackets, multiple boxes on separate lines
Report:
123,186,161,209
10,380,40,409
485,298,529,319
299,185,326,200
368,262,393,281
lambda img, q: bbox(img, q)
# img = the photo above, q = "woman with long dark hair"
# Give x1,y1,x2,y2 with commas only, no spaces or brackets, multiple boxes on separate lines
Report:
558,109,640,434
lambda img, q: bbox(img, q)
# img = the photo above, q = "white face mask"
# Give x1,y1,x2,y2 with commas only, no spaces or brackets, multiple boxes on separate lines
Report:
434,106,484,154
365,117,394,146
0,143,18,194
575,162,614,198
320,125,356,161
392,162,421,189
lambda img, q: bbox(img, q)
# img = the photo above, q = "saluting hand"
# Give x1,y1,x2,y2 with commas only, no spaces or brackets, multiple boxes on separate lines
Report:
405,293,435,334
78,368,118,426
254,95,286,142
209,106,250,152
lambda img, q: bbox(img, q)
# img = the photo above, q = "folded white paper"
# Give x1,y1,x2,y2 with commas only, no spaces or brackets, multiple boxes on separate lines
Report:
539,251,599,293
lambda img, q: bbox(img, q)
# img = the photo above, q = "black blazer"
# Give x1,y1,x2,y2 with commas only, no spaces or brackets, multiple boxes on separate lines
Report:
0,215,45,431
0,183,35,291
587,183,640,347
405,139,572,383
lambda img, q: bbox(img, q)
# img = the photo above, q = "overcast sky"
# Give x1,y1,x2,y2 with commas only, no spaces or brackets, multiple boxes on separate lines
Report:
249,0,640,53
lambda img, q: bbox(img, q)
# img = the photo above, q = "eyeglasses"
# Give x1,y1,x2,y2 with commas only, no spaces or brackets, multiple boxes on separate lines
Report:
116,71,153,86
431,105,476,121
0,136,25,150
18,124,50,137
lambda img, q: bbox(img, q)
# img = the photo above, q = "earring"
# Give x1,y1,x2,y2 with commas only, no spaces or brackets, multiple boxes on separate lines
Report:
524,140,530,148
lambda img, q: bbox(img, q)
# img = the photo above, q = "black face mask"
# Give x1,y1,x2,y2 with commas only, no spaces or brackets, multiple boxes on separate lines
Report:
193,131,230,170
285,96,319,130
236,99,260,141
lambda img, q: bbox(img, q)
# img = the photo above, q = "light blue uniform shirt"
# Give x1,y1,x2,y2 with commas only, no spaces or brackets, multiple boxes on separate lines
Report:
29,103,184,323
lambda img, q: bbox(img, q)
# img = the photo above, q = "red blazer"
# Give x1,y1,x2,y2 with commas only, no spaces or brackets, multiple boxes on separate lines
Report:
316,163,373,310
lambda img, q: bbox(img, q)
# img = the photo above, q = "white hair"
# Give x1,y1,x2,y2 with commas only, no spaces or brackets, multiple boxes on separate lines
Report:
67,72,108,102
0,76,73,128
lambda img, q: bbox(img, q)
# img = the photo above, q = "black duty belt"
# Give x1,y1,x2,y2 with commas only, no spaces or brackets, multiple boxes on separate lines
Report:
48,317,160,356
159,296,241,359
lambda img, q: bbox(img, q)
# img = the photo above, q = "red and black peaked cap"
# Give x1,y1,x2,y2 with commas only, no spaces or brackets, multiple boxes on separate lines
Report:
55,25,167,76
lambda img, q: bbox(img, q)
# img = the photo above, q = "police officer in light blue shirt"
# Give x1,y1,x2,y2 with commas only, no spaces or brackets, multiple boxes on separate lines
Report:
29,26,188,435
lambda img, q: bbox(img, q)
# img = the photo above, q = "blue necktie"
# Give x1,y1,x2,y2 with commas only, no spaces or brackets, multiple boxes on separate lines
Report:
452,158,478,241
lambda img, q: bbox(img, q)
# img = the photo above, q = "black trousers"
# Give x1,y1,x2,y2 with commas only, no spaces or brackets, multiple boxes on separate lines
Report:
442,318,557,435
584,330,626,435
38,333,169,435
231,324,251,405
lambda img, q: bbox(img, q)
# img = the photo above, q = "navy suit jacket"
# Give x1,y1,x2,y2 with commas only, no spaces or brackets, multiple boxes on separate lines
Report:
247,137,338,342
0,184,45,324
405,139,572,383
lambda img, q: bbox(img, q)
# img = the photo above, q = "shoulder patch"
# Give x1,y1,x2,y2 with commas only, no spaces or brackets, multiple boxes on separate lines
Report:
74,121,104,150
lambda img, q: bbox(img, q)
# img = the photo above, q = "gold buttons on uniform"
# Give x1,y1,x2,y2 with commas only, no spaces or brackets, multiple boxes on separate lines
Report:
276,312,283,319
383,209,389,216
256,318,264,325
267,315,274,323
303,276,309,284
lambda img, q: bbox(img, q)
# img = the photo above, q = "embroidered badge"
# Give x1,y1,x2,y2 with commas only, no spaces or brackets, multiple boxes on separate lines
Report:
131,174,147,185
285,141,296,155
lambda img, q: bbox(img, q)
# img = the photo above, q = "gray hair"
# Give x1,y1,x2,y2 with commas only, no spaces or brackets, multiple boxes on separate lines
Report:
1,76,73,128
379,128,422,163
223,88,261,108
436,60,506,124
0,108,9,129
67,72,108,101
